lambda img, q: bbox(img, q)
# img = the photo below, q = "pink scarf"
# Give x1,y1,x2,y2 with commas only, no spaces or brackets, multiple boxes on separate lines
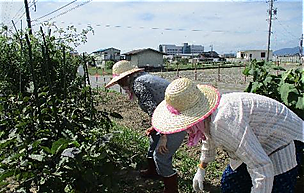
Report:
166,103,209,146
122,86,134,101
186,120,207,146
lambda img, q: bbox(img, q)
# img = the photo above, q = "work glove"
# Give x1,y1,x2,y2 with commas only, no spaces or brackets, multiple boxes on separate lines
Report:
193,166,206,192
157,135,168,154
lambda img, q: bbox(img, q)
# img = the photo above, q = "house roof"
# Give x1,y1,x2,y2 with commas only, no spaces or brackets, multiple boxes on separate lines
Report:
92,47,120,53
123,48,165,55
200,51,220,58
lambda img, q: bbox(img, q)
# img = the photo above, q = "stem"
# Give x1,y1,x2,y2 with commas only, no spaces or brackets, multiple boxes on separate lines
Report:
25,34,44,130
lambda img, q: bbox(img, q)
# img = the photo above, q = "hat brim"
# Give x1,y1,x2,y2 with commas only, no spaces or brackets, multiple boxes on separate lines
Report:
105,68,144,88
152,85,220,134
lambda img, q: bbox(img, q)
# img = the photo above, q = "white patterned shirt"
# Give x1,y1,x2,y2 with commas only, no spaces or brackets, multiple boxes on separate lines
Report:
200,92,304,193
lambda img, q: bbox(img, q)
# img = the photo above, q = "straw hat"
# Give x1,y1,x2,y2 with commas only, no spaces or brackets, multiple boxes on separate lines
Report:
152,78,220,134
105,60,144,88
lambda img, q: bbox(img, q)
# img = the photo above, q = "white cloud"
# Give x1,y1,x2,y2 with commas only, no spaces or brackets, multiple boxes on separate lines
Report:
0,0,303,54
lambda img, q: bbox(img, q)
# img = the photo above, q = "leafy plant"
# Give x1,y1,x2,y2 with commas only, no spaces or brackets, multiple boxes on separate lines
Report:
105,61,115,70
243,59,304,119
0,24,122,192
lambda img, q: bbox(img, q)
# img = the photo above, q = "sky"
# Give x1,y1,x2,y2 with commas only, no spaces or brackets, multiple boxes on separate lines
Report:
0,0,304,54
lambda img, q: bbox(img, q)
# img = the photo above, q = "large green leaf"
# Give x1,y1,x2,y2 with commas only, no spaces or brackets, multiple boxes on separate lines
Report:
263,76,272,86
51,138,71,155
279,83,294,105
251,82,261,93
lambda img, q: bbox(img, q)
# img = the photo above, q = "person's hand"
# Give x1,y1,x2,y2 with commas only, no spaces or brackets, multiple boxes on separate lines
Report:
193,166,206,192
157,135,168,154
145,127,155,137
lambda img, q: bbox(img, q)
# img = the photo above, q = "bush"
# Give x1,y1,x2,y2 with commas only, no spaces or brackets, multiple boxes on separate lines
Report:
243,59,304,119
0,24,121,192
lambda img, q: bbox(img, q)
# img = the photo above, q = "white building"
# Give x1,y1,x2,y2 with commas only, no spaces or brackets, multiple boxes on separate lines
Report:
159,43,204,55
91,47,121,67
187,44,204,54
159,44,182,55
237,50,273,61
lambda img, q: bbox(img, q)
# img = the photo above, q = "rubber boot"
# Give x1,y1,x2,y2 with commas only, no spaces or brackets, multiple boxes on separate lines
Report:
163,173,179,193
140,158,161,179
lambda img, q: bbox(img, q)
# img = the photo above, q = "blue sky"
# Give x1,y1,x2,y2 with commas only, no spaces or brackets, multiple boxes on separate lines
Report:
0,0,304,54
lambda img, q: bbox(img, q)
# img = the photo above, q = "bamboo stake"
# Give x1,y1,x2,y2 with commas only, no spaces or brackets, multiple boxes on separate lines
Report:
82,53,95,122
40,27,60,135
62,46,67,100
25,34,44,129
12,20,24,94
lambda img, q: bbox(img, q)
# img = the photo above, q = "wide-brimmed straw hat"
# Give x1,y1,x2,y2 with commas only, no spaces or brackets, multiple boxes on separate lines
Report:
105,60,144,88
152,78,220,134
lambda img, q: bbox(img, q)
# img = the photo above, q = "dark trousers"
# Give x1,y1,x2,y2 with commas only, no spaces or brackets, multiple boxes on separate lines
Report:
147,130,160,158
221,141,304,193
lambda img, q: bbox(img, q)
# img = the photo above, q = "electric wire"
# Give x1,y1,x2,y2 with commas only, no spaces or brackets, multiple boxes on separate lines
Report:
275,18,299,39
31,0,77,22
32,0,92,26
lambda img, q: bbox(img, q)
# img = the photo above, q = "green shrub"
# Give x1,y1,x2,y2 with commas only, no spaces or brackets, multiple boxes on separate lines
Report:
0,24,121,192
243,59,304,119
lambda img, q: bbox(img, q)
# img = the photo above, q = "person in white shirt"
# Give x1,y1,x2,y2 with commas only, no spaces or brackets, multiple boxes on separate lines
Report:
151,78,304,193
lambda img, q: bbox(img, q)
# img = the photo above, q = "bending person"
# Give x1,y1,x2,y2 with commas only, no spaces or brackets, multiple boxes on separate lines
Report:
105,61,186,193
152,77,304,193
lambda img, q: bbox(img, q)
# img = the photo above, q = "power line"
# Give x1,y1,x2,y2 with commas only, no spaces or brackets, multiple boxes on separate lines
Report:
32,0,92,26
33,20,229,34
31,0,77,22
1,1,14,25
11,6,24,21
275,18,298,39
12,1,36,24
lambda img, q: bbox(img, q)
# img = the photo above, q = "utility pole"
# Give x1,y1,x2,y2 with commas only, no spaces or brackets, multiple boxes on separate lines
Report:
266,0,277,62
24,0,32,35
210,45,213,58
299,34,303,65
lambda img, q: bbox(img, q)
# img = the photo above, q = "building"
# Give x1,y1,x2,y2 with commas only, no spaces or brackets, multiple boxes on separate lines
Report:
236,50,273,61
91,47,121,67
123,48,164,70
221,53,236,58
159,43,204,55
199,51,224,62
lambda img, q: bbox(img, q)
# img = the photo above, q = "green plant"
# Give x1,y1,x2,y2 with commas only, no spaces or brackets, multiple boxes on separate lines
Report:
0,24,122,192
105,61,115,70
243,59,304,119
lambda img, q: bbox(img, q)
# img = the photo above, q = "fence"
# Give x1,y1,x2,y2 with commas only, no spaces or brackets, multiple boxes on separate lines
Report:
90,66,251,94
